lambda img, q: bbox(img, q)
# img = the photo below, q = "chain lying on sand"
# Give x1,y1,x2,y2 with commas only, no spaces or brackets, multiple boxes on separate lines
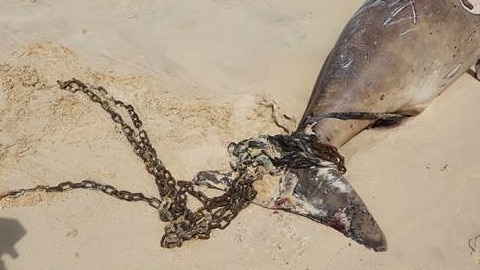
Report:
0,79,346,247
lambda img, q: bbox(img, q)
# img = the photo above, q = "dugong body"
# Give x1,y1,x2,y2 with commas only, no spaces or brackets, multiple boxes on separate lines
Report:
301,0,480,147
196,0,480,252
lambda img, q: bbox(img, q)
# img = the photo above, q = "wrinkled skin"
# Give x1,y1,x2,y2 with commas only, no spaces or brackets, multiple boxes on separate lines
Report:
195,0,480,252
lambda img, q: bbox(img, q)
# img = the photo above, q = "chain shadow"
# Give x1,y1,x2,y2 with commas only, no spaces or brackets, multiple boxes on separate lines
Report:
0,218,26,270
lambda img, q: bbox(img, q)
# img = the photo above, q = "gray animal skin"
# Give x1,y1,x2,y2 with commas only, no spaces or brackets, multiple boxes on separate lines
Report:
301,0,480,147
195,0,480,252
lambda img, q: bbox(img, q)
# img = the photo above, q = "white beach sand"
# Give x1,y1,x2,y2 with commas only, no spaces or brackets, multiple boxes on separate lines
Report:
1,0,480,269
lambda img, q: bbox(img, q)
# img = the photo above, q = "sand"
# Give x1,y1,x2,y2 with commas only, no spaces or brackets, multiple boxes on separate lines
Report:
1,0,480,269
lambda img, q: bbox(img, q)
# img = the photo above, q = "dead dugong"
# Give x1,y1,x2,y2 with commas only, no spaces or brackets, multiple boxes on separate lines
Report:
195,0,480,252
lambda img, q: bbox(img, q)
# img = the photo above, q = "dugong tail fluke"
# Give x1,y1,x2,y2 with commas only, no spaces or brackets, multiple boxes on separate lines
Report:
194,133,387,251
282,166,387,251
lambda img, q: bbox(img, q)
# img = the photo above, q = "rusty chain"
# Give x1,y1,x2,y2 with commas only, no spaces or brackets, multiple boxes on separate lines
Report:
0,180,162,209
0,78,258,248
0,78,346,248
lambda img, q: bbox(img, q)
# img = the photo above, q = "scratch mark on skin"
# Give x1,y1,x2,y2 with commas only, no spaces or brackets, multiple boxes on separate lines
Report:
466,28,478,43
339,53,354,68
387,16,423,26
400,26,419,35
444,63,462,80
411,0,418,24
384,0,418,26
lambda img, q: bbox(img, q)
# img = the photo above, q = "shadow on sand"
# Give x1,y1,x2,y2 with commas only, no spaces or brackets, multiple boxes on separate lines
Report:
0,218,26,270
